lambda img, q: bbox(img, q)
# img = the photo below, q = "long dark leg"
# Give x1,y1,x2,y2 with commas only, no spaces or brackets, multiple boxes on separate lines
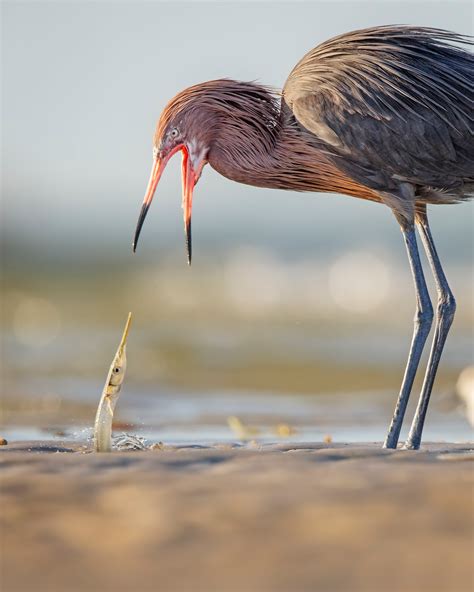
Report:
383,224,433,449
405,210,456,450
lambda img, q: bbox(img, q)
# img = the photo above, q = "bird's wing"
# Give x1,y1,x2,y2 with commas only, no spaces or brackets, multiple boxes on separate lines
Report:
283,26,474,194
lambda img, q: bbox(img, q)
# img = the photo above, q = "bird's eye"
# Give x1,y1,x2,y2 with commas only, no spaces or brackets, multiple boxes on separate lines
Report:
170,128,179,139
113,367,121,374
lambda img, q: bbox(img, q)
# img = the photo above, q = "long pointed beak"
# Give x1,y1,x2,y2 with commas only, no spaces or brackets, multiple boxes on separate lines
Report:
181,149,195,265
132,145,183,252
133,157,165,253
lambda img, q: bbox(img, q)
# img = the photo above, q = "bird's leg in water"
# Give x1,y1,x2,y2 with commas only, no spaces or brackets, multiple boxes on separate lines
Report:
405,211,456,449
384,224,433,449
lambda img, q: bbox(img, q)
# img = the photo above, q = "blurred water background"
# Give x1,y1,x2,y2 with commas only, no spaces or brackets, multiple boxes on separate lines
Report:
1,1,473,443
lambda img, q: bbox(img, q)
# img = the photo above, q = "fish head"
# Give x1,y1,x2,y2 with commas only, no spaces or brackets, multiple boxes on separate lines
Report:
107,313,132,389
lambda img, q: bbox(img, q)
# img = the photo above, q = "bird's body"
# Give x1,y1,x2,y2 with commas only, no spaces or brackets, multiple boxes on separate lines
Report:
133,25,473,449
283,27,473,211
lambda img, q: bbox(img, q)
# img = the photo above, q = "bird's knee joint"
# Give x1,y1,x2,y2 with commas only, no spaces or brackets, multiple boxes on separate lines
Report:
415,304,434,328
437,292,456,321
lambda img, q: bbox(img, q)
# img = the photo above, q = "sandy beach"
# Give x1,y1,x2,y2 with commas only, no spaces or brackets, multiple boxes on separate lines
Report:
1,441,473,592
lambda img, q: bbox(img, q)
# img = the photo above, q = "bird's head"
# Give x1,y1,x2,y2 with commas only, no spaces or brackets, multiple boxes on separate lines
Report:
133,82,223,264
133,79,279,263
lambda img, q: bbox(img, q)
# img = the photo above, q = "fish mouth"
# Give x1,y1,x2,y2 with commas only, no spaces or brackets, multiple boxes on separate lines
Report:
132,143,197,265
117,312,132,356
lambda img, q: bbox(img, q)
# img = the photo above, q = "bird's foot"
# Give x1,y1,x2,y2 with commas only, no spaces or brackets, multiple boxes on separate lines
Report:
402,440,421,451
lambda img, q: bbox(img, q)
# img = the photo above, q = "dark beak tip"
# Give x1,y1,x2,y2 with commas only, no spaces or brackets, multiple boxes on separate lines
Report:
133,202,151,255
185,220,192,267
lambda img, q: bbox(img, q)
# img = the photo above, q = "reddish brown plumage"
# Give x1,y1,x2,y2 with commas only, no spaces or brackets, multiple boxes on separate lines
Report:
134,27,472,259
145,26,472,239
155,79,381,204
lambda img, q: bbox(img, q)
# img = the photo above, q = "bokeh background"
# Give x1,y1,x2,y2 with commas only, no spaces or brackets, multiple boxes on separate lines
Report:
2,0,473,443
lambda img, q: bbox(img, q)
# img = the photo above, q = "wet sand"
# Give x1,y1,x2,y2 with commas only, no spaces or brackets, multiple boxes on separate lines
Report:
1,441,473,592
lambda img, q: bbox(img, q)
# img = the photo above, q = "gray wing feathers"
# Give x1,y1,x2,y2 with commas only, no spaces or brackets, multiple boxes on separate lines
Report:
283,26,474,194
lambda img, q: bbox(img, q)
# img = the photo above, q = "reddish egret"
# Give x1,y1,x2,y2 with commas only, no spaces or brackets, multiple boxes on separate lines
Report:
133,26,473,449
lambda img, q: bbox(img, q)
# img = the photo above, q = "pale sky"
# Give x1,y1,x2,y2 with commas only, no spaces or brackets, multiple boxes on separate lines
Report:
2,1,473,262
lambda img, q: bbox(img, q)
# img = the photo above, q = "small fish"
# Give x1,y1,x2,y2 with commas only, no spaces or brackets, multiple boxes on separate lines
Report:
93,313,132,452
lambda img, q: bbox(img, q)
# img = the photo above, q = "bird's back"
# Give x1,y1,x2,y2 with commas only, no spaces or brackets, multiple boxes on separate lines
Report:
283,26,474,201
